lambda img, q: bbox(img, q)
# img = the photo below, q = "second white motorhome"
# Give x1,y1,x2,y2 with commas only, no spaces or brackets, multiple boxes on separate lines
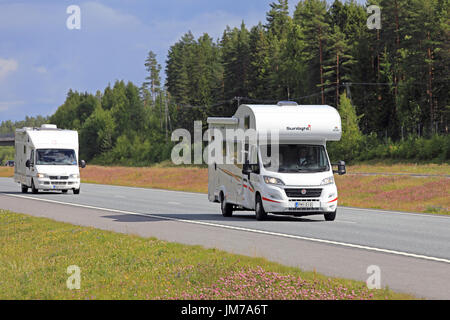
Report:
207,102,346,221
14,124,86,194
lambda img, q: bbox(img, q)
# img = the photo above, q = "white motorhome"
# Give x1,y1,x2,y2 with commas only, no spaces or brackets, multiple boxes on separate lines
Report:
207,102,347,221
14,124,86,194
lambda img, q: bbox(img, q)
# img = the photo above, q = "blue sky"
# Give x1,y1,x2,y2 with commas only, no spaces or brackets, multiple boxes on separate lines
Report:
0,0,365,121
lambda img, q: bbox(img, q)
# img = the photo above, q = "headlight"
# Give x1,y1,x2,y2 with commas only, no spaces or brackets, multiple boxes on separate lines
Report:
321,176,335,186
37,173,48,178
263,176,285,186
70,174,80,179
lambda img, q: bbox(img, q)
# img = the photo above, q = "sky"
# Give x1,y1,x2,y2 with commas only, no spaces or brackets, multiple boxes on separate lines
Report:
0,0,365,121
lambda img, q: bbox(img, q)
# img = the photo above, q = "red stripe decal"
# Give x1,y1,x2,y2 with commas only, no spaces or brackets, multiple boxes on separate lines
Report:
328,197,338,203
262,197,281,203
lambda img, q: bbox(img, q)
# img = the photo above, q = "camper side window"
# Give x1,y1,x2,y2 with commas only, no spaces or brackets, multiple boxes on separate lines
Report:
234,141,243,169
30,150,34,166
244,116,250,130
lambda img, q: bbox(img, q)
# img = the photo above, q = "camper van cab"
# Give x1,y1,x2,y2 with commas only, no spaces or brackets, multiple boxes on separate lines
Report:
208,102,346,221
14,125,86,194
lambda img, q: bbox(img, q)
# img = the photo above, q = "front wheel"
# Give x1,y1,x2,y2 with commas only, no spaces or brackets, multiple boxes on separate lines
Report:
220,193,233,217
21,184,28,193
255,195,267,221
31,180,38,194
324,211,337,222
73,188,80,195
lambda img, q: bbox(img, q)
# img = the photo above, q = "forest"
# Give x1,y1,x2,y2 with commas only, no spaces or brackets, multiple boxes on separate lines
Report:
1,0,449,165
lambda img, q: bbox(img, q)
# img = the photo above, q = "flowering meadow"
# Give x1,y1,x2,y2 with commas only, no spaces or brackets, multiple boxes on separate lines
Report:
0,211,411,300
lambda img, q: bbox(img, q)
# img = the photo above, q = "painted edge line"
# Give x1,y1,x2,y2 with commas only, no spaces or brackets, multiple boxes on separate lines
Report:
2,193,450,265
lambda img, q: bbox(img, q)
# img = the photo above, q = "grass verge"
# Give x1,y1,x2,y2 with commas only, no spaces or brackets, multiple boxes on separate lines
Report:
0,210,413,300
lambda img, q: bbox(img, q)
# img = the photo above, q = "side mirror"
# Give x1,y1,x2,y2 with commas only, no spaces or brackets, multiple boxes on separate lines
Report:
242,163,251,175
25,160,31,168
79,160,86,169
333,161,346,176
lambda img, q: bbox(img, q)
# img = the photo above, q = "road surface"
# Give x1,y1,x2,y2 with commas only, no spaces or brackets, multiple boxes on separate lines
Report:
0,177,449,299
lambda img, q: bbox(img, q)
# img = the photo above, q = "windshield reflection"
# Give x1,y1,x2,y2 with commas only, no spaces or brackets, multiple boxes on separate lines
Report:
260,144,330,173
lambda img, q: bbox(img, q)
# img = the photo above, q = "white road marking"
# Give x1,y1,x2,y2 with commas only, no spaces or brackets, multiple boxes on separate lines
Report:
3,193,450,265
334,220,357,224
344,206,449,219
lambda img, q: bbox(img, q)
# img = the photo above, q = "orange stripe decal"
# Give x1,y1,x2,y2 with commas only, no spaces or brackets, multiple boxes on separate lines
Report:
262,197,281,203
328,197,338,203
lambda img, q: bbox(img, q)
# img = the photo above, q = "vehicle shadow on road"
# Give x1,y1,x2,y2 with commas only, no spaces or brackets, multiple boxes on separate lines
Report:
0,191,71,195
101,212,324,223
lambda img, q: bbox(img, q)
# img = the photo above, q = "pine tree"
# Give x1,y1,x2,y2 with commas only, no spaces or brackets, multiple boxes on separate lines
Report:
322,25,355,107
294,0,330,104
143,51,162,106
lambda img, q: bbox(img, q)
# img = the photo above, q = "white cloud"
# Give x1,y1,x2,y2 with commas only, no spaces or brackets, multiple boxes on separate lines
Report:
34,66,47,74
82,1,143,30
0,58,18,81
0,100,24,112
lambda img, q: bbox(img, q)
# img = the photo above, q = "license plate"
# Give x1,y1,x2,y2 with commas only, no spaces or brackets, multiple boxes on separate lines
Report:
295,202,318,209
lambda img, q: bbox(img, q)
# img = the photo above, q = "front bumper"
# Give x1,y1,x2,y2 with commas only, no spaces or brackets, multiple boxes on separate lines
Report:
35,178,80,190
261,184,338,214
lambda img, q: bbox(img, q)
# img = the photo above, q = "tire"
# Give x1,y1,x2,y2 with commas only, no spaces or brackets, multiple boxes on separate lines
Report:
21,184,28,193
325,211,337,222
255,194,267,221
31,179,38,194
62,190,68,194
73,188,80,195
220,193,233,217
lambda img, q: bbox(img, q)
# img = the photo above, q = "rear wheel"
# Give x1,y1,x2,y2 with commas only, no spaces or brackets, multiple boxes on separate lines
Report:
220,193,233,217
21,184,28,193
62,190,68,194
255,194,267,221
31,179,38,194
325,211,337,222
73,188,80,195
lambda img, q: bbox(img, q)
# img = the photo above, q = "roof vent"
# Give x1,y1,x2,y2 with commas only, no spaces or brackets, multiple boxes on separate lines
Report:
277,101,298,107
41,124,58,129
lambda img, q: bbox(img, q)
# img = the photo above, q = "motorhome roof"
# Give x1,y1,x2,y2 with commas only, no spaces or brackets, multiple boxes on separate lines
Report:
208,104,342,143
15,124,62,132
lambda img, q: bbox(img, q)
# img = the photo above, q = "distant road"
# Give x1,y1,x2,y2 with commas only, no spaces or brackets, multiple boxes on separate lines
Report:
348,172,450,178
0,134,14,147
0,177,449,299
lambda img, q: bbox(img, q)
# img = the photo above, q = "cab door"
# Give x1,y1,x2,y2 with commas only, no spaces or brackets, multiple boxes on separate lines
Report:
26,149,35,186
240,144,258,210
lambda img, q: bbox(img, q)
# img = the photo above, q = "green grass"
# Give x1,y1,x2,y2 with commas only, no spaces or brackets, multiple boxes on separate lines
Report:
0,210,414,300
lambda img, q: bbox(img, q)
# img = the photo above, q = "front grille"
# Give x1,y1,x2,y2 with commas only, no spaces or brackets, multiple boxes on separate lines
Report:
285,188,322,198
49,176,69,180
51,181,67,185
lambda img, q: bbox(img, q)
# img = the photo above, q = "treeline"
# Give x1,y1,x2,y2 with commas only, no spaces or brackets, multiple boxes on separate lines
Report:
165,0,449,138
327,94,450,162
49,83,173,165
0,116,50,134
2,0,449,165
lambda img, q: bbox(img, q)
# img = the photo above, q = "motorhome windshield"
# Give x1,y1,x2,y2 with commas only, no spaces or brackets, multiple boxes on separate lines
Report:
260,144,330,173
36,149,77,166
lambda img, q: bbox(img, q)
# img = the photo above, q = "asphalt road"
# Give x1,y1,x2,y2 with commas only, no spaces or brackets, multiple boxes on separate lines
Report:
0,177,449,299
